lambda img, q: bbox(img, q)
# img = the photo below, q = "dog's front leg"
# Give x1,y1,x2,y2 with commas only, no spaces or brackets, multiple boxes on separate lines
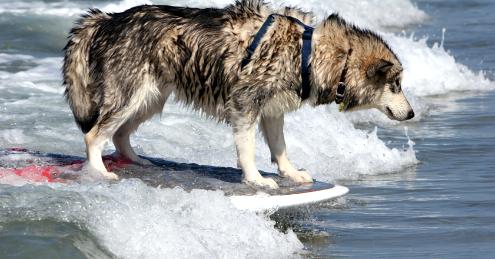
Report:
229,78,279,188
261,114,313,183
233,119,278,189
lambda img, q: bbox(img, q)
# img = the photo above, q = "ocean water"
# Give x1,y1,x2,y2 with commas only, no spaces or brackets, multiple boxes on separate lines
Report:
0,0,494,258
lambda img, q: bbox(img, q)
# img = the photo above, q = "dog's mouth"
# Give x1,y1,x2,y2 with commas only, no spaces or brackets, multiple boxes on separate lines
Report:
384,106,413,121
385,106,396,120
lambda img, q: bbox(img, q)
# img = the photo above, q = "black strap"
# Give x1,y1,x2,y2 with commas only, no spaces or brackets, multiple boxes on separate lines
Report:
241,14,276,68
335,48,352,105
284,16,313,99
241,14,314,101
300,25,313,100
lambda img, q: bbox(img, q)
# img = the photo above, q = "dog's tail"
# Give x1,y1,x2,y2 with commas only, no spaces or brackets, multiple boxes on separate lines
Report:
63,9,110,134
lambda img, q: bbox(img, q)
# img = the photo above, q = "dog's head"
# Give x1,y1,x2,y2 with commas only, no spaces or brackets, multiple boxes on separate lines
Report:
314,15,414,121
342,53,414,121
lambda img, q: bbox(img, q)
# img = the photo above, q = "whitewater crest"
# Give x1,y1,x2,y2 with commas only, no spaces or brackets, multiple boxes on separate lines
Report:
0,180,304,258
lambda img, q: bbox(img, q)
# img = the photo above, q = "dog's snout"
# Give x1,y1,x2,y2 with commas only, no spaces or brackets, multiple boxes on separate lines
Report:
406,110,415,120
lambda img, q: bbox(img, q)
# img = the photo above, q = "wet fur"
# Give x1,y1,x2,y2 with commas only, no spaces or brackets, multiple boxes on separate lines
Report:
63,0,412,187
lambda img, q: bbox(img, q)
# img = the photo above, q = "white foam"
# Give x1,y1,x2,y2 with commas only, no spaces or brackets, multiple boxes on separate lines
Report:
0,1,83,16
0,0,428,28
112,0,428,30
387,33,494,96
0,54,62,93
0,0,154,17
0,180,303,258
275,0,428,30
101,0,152,13
123,0,427,31
0,53,34,63
0,129,32,145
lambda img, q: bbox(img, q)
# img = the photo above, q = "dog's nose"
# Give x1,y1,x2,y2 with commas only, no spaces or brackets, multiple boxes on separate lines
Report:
406,110,415,120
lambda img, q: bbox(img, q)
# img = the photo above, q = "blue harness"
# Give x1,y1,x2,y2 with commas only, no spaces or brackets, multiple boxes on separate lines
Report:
240,14,314,101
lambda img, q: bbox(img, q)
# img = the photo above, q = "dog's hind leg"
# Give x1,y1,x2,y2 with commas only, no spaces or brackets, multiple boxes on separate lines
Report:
112,117,152,166
260,114,313,183
84,126,119,180
112,84,172,166
84,101,147,179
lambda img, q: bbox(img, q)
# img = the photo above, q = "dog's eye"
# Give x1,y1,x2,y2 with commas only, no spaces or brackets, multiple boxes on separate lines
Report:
392,79,401,93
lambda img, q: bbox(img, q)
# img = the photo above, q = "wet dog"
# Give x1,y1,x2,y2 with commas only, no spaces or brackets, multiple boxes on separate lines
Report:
63,0,414,188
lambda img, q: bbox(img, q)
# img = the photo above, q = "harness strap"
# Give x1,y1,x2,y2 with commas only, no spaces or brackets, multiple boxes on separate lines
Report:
300,24,314,100
241,14,276,68
335,48,352,106
241,14,314,101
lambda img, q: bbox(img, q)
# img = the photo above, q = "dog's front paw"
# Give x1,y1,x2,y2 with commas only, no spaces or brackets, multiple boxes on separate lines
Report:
281,169,313,183
84,162,120,181
243,176,279,189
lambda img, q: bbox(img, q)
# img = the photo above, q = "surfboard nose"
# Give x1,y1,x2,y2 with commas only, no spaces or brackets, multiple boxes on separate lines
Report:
230,183,349,211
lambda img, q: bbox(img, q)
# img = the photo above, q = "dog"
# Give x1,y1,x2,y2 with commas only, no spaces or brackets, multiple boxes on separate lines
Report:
63,0,414,188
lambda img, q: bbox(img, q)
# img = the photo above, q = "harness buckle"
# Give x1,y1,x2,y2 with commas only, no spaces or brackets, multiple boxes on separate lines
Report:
335,82,346,104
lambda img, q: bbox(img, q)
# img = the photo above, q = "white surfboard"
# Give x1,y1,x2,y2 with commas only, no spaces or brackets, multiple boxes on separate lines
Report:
0,148,349,212
230,183,349,211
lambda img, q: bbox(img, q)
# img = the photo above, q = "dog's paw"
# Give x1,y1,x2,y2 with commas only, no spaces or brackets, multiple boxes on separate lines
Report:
114,152,153,166
133,157,153,166
83,162,119,181
243,176,279,189
281,169,313,183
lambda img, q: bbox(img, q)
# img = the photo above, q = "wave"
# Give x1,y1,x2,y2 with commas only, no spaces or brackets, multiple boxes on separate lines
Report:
0,1,83,16
388,33,494,96
276,0,428,30
0,180,303,258
0,0,428,30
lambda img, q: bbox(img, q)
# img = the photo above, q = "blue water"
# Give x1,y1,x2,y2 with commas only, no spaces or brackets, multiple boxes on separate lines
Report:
311,92,495,258
308,1,495,257
415,0,495,75
0,0,494,258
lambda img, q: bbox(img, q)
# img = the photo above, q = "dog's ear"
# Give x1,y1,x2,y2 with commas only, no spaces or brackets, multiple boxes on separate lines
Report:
366,59,393,79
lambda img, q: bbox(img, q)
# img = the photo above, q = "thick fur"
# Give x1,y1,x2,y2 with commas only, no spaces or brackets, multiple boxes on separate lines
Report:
63,0,414,187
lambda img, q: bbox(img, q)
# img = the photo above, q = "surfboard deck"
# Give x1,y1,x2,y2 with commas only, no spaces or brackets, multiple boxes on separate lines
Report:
0,148,349,211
